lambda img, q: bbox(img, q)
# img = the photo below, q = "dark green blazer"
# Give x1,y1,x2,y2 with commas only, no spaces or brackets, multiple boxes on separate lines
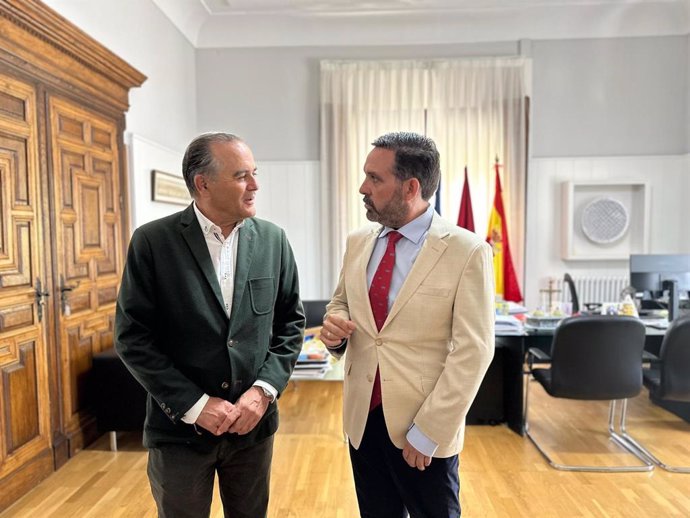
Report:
114,204,305,450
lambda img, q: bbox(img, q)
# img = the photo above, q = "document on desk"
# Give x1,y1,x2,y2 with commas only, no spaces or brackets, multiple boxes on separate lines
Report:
641,318,669,330
495,315,524,335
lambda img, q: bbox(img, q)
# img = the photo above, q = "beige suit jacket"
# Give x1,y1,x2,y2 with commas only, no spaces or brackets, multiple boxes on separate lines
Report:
327,214,495,457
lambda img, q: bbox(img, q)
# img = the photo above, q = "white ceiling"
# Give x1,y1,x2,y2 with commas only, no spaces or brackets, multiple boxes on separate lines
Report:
153,0,690,48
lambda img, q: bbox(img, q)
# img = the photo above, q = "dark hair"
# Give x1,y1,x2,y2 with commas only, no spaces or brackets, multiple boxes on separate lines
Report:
182,133,243,196
371,132,440,200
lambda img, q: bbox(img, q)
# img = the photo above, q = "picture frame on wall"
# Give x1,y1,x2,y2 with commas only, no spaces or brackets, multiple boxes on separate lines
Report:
560,180,649,260
151,169,190,205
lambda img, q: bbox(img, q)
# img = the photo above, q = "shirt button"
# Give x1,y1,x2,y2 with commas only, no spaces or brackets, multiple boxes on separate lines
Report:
221,382,230,389
375,339,383,346
227,339,235,348
367,374,373,382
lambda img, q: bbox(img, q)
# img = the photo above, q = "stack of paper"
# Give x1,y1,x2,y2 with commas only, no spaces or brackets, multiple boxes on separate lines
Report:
506,301,528,315
292,338,332,379
495,315,524,335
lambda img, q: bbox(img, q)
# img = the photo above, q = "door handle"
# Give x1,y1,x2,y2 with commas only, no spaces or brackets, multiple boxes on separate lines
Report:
34,278,50,322
59,274,80,316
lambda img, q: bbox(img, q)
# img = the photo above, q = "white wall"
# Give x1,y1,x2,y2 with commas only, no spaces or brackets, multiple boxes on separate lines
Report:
531,36,687,157
127,134,186,231
525,154,690,309
43,0,197,234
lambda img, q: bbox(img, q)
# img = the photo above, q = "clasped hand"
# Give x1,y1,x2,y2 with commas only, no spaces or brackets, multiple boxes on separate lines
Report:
195,387,270,436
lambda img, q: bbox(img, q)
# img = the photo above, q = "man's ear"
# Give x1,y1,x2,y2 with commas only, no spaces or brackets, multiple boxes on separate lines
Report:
193,174,207,195
403,178,421,201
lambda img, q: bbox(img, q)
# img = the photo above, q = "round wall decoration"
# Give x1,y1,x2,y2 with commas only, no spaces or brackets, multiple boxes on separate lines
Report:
580,196,629,244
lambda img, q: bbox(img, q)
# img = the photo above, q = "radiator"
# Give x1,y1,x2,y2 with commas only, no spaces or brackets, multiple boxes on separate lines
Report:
554,276,629,305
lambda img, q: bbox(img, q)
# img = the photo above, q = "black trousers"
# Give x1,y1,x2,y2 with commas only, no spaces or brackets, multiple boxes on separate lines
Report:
147,435,274,518
349,406,461,518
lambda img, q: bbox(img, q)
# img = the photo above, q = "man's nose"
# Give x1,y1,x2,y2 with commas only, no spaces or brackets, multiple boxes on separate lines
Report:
248,175,259,190
359,180,368,195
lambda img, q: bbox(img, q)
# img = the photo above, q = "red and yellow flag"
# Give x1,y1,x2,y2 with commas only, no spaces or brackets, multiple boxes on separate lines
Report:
486,161,522,302
457,167,475,232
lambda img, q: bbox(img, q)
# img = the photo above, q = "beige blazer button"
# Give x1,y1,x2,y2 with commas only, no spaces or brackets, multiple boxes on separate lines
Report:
375,339,383,346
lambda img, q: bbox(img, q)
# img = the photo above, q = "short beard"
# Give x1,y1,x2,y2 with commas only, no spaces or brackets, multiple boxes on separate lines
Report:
363,186,408,228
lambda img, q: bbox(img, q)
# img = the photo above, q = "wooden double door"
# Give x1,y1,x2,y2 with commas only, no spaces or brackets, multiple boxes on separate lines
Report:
0,72,128,507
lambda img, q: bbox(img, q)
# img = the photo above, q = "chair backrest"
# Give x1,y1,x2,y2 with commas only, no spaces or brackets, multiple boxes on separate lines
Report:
563,273,580,314
303,299,329,328
549,315,646,400
657,316,690,402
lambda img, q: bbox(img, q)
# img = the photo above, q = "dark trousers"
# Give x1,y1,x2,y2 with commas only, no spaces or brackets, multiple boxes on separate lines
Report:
147,435,274,518
349,406,461,518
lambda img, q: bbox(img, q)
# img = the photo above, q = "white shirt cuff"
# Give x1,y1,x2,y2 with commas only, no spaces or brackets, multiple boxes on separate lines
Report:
406,424,439,457
181,393,209,424
253,381,278,402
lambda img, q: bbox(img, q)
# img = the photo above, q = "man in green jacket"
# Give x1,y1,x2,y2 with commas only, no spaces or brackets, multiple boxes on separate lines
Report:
115,132,305,518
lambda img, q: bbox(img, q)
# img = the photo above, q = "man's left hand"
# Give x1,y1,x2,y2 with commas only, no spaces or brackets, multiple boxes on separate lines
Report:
227,386,271,435
402,440,432,471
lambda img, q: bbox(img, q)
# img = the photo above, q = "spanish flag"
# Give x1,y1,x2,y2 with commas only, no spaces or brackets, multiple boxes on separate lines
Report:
486,161,522,302
457,167,475,232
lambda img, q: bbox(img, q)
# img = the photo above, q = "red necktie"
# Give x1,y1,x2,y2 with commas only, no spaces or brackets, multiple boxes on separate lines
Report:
368,230,403,411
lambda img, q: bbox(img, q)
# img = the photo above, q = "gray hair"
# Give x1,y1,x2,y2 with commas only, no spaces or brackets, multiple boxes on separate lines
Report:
371,132,440,200
182,132,243,196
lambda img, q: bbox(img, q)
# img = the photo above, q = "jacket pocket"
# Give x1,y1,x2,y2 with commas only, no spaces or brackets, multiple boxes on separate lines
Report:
417,285,451,298
249,277,275,315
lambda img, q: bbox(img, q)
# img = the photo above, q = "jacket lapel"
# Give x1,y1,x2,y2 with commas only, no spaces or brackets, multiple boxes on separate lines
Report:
355,227,380,335
179,204,226,314
383,217,449,329
230,218,256,333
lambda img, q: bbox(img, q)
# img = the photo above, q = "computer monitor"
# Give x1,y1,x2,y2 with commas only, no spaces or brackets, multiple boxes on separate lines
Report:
630,254,690,321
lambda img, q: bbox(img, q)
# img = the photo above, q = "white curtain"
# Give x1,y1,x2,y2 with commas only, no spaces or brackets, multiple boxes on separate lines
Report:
320,57,528,293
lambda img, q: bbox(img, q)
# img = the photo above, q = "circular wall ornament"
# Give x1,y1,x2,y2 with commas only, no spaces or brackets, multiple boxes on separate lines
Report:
580,196,629,244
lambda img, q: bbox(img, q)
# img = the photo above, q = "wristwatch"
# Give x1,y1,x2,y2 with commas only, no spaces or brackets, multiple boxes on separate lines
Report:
257,386,274,402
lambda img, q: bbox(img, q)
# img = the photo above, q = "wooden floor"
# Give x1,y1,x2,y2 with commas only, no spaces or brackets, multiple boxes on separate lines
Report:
3,380,690,517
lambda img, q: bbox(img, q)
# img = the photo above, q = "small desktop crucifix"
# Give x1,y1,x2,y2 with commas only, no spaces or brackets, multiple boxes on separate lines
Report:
539,278,561,311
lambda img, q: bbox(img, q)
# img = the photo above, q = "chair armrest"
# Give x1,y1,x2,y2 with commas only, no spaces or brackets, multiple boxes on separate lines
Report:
642,350,660,365
526,347,551,371
527,347,551,361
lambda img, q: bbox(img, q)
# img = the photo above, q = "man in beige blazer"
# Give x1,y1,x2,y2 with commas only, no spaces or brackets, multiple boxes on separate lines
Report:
321,132,495,518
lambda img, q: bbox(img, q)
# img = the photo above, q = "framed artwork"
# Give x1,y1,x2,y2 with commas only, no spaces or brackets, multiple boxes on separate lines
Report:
151,170,190,205
561,180,649,260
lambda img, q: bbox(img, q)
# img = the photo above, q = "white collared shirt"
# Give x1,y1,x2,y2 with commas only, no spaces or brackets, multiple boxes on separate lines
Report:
193,203,244,318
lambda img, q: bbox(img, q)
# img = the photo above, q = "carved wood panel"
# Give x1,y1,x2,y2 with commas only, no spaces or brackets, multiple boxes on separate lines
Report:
49,96,123,450
0,74,52,491
0,1,145,510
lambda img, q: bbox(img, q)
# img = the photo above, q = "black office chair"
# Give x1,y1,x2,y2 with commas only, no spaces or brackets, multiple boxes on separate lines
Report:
303,299,329,328
524,315,653,472
618,316,690,472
